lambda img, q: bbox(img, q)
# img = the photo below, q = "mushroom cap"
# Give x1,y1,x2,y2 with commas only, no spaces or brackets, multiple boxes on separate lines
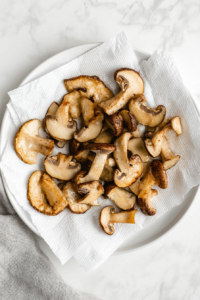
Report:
99,68,144,115
86,143,116,155
114,155,143,188
138,189,158,216
161,136,180,170
99,206,115,235
105,185,136,210
27,171,67,215
14,119,54,164
151,160,168,189
74,111,104,143
64,75,113,104
44,153,81,181
129,94,166,127
105,112,124,136
120,109,138,132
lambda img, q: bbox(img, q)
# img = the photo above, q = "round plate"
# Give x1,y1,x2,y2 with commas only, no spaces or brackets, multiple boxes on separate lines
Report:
0,43,199,255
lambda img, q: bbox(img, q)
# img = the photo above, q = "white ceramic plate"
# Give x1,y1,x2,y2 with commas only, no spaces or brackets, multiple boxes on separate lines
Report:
0,43,199,255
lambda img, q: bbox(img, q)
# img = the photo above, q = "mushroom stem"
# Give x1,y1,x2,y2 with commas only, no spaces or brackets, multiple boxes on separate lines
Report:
28,135,54,156
109,210,137,224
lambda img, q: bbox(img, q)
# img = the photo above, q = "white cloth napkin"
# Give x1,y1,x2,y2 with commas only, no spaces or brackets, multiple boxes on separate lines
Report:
1,32,200,271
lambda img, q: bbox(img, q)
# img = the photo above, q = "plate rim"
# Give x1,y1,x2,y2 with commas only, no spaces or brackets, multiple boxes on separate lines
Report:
1,42,199,256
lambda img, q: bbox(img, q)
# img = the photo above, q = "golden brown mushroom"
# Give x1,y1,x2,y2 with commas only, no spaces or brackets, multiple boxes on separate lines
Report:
104,185,136,210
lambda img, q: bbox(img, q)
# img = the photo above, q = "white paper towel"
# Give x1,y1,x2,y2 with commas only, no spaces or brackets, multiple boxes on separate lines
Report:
1,32,200,271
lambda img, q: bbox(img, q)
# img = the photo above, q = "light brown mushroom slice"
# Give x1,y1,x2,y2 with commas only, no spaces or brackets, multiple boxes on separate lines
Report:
74,111,104,142
161,137,180,170
44,153,81,181
99,68,144,115
114,132,132,174
99,206,137,235
76,144,116,184
131,128,141,138
144,123,172,157
105,112,124,137
137,172,158,216
151,160,168,189
14,119,54,164
120,110,138,132
129,94,166,127
62,182,90,214
128,138,151,162
105,185,136,210
55,140,66,148
114,155,143,188
171,116,182,136
45,99,77,141
27,171,68,215
64,75,113,105
93,130,115,144
74,150,94,163
106,157,116,167
62,90,82,119
129,161,151,195
44,102,59,134
81,98,95,125
100,165,114,182
40,173,68,214
77,181,104,206
145,118,170,139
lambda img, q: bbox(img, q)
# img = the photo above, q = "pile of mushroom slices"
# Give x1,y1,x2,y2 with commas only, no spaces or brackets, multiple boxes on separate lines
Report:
14,68,182,235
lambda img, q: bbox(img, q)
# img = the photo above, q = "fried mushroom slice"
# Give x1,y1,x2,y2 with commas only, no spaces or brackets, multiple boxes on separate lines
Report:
74,111,104,142
93,130,115,144
120,110,138,132
74,144,116,185
161,137,180,170
64,75,113,105
129,94,166,127
129,161,151,195
14,119,54,164
151,160,168,189
144,118,170,139
105,185,136,210
137,173,158,216
27,171,67,215
144,123,172,157
77,181,104,206
128,138,151,162
62,182,90,214
81,98,95,125
44,153,81,181
55,140,66,148
99,68,144,115
114,132,132,174
100,165,114,182
171,116,182,136
45,99,77,141
99,206,137,235
62,91,82,119
44,102,59,134
105,112,123,137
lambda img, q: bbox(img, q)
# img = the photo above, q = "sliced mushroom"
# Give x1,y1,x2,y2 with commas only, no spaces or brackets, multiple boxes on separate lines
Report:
128,138,151,162
137,172,158,216
144,118,170,139
62,90,82,119
44,102,59,134
27,171,67,215
81,97,95,125
64,75,113,105
105,112,123,137
99,68,144,115
129,161,151,195
114,154,143,187
14,119,54,164
74,111,104,142
62,181,90,214
151,160,168,189
120,110,137,131
93,130,115,143
55,140,66,148
114,132,132,174
99,206,137,235
45,99,77,141
105,185,136,210
44,153,81,181
161,137,180,170
74,144,116,185
100,165,114,182
129,94,166,127
144,123,172,157
77,181,104,206
131,128,141,138
171,116,182,136
74,150,94,164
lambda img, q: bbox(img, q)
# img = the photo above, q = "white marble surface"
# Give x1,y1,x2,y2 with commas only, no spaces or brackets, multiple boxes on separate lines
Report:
1,0,200,299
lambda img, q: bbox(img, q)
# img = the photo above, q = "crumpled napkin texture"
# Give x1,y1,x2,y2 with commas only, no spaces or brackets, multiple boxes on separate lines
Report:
1,32,200,271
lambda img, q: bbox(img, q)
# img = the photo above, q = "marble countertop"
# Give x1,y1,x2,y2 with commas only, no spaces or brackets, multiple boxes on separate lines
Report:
1,0,200,299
